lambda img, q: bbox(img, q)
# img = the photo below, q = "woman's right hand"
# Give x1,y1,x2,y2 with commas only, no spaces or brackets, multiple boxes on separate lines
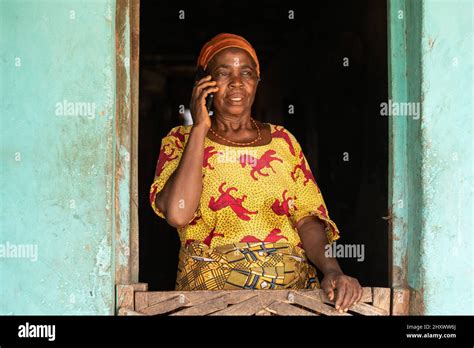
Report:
190,75,218,130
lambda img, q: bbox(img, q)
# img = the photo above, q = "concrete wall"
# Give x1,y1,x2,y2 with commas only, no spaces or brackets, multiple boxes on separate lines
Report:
418,0,473,315
0,0,116,314
389,0,473,314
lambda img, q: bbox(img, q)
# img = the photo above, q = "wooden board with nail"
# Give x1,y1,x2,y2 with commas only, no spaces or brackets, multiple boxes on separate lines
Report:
117,284,408,316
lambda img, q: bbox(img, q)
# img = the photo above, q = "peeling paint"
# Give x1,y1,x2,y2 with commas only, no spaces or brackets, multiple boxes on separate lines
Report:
95,236,112,277
0,0,116,314
390,0,473,315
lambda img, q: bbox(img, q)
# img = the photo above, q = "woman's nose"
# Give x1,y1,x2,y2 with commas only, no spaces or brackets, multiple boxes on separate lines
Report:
229,75,243,88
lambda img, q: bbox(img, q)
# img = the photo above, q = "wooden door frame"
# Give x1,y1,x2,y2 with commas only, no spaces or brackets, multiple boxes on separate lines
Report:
114,0,413,311
115,0,140,286
387,0,424,313
387,0,407,290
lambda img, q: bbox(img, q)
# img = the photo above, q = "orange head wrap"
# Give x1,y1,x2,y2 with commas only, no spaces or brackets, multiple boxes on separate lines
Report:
197,33,260,78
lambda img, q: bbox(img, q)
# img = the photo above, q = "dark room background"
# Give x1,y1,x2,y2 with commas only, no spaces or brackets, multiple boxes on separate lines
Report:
138,0,389,290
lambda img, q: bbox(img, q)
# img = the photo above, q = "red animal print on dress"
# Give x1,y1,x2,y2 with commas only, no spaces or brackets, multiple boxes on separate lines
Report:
188,215,202,226
239,150,283,180
291,151,317,187
155,143,178,176
317,204,328,218
185,227,224,247
271,190,297,217
168,128,189,143
149,184,158,206
174,139,183,151
203,146,222,169
239,228,288,243
208,182,258,221
271,126,296,156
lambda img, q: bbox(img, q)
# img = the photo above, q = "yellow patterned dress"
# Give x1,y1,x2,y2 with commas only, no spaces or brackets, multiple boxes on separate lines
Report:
150,123,340,291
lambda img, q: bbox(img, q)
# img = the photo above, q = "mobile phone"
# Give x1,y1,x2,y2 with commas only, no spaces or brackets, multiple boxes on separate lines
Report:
195,66,214,113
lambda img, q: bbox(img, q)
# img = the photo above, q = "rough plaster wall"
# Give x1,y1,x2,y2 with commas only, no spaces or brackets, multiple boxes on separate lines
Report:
418,0,473,314
0,0,116,314
388,0,471,314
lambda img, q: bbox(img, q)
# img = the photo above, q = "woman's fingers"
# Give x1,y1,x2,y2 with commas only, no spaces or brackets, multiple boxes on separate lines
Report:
191,76,214,98
340,285,353,312
328,274,364,313
197,87,218,110
348,286,360,309
198,86,219,100
195,74,212,84
189,75,216,128
192,80,217,107
321,281,335,302
195,80,216,93
194,75,214,91
334,282,346,311
341,279,363,312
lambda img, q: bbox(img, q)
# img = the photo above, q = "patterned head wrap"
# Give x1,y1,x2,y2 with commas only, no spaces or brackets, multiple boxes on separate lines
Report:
197,33,260,77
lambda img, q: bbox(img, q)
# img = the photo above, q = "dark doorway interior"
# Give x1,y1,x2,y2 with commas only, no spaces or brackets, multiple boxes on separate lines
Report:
139,0,388,290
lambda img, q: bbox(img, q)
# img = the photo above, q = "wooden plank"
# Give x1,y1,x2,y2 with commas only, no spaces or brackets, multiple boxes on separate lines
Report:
117,285,135,311
115,0,133,286
141,294,189,315
118,308,145,316
172,289,300,302
170,293,233,316
223,290,284,304
361,287,373,302
292,292,350,316
301,287,372,305
128,0,140,286
349,302,389,316
144,291,182,306
132,283,148,311
134,292,148,312
145,291,227,308
209,294,275,316
181,289,287,305
392,288,410,315
130,287,397,316
174,291,235,305
143,290,282,311
132,283,148,292
373,287,391,313
169,289,317,315
255,308,274,316
266,301,317,316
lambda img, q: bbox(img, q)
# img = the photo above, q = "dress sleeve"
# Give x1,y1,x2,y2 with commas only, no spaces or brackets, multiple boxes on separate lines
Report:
149,126,195,220
288,135,341,245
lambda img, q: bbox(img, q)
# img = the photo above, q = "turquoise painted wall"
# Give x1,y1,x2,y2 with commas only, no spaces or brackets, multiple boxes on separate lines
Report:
390,0,473,314
0,0,471,316
0,0,116,314
418,0,473,315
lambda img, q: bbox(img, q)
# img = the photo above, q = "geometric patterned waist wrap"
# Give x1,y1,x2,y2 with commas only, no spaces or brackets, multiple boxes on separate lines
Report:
176,241,320,291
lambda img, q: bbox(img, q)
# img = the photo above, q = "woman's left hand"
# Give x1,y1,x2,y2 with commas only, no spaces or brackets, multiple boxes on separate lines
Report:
321,271,363,313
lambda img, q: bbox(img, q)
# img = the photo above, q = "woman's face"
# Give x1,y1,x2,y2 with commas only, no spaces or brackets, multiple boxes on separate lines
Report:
207,47,259,117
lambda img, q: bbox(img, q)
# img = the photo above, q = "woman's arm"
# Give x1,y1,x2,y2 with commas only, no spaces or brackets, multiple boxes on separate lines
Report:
155,75,218,228
296,216,363,313
155,125,208,228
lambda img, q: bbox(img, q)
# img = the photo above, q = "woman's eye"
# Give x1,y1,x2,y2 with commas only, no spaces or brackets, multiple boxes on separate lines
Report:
242,71,253,77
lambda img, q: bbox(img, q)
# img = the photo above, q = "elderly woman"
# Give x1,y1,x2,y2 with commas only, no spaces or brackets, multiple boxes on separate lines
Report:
150,33,362,313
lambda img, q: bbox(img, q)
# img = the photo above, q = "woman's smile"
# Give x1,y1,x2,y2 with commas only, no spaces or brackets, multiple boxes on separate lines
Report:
226,91,246,104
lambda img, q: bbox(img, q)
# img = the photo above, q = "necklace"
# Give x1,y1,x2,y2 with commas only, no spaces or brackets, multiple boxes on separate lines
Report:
209,117,261,146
